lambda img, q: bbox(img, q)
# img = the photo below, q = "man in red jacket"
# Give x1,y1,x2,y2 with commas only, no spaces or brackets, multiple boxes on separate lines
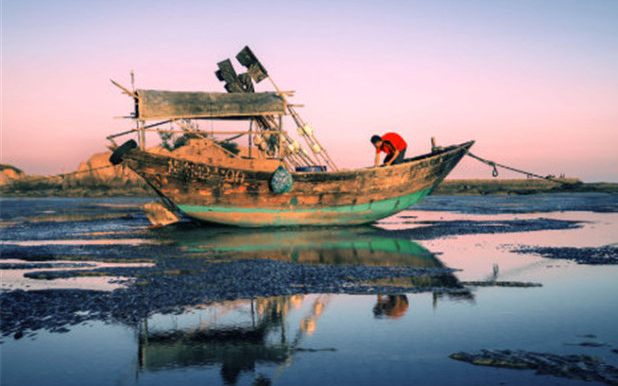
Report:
371,132,408,167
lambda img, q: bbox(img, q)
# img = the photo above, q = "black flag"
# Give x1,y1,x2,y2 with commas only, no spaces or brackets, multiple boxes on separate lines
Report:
238,73,255,92
236,46,268,83
215,59,244,93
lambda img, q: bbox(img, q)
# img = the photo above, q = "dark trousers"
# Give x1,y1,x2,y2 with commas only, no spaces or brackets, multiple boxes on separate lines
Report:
383,148,406,165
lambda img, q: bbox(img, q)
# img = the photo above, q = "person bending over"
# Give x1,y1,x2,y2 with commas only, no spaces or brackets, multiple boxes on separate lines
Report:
371,132,407,167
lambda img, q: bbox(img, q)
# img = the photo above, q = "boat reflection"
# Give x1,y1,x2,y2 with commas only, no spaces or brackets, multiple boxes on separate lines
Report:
138,295,321,385
138,227,472,384
159,225,444,268
160,225,474,299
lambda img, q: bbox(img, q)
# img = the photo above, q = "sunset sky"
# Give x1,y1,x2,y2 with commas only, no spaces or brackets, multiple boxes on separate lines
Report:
2,0,617,181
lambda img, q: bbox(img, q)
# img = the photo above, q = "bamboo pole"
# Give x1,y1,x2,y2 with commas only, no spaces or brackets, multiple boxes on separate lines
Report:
107,128,137,140
255,115,310,167
262,115,317,166
143,128,284,135
248,120,253,159
267,77,339,171
110,79,138,98
171,119,208,140
278,114,283,161
289,105,338,171
138,120,145,150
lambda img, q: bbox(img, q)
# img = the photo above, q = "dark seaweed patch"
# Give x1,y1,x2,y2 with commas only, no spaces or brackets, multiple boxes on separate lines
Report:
513,245,618,265
372,218,581,240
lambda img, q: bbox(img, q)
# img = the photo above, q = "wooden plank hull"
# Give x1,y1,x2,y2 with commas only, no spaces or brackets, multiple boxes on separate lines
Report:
124,141,473,227
176,188,433,226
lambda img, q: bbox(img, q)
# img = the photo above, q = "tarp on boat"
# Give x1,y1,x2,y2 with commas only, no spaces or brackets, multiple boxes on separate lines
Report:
136,90,285,120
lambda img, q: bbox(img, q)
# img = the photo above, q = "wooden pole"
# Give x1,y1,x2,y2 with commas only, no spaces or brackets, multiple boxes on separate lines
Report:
267,76,339,171
257,115,311,167
263,115,317,166
248,119,253,159
142,128,283,135
136,120,143,150
110,79,138,98
279,114,283,161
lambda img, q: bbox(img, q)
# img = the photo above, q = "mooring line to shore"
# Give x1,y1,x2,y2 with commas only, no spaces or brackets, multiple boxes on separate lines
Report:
466,152,568,184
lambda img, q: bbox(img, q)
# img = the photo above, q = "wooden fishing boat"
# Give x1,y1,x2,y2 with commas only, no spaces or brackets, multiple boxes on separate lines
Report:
114,139,472,227
108,46,473,227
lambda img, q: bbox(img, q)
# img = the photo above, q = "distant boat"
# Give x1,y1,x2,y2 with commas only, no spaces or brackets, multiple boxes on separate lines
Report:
109,46,473,227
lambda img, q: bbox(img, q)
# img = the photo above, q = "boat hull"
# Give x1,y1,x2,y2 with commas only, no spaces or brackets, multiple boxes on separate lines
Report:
123,141,473,227
176,187,432,226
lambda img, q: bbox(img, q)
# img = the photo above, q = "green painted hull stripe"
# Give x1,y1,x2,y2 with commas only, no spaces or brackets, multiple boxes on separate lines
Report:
177,188,433,215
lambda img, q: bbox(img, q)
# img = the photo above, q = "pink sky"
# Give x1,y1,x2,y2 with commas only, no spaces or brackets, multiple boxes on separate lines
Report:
2,0,617,181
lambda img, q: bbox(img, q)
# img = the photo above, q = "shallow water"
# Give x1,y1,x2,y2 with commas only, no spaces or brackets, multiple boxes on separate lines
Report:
1,194,617,386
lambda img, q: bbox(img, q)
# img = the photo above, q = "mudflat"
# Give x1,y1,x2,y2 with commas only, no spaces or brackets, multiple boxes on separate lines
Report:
1,193,617,386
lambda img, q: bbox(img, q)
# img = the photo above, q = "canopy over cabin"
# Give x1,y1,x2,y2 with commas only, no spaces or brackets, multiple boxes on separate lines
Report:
135,90,286,120
109,46,338,171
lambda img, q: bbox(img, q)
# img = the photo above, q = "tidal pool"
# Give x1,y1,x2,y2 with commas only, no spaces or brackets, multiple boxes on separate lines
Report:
1,194,617,386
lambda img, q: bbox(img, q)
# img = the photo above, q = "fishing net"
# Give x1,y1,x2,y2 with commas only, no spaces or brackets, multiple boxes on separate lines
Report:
270,166,294,194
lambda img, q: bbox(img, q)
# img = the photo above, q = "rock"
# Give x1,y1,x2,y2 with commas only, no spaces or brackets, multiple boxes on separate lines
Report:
0,164,25,186
450,349,618,385
75,151,139,182
142,201,181,227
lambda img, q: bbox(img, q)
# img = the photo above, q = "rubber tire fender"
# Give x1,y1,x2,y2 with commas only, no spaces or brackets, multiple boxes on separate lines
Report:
109,140,137,165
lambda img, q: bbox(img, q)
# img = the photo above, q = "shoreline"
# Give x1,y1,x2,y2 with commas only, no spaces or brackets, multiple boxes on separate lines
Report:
434,178,618,195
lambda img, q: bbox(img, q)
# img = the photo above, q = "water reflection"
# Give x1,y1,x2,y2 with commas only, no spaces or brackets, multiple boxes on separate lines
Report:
138,296,320,385
140,294,427,385
159,225,445,268
373,295,409,319
0,223,471,344
136,227,471,385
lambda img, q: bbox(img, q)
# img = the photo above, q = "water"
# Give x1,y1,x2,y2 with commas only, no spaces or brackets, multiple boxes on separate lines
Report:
1,194,617,386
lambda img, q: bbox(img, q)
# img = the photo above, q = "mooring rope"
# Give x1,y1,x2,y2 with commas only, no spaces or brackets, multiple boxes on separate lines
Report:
466,152,566,183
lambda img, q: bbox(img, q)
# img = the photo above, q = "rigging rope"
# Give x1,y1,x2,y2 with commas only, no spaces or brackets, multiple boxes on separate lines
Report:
466,152,567,184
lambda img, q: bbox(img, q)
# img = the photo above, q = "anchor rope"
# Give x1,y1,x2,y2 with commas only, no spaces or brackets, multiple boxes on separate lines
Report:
466,152,566,184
